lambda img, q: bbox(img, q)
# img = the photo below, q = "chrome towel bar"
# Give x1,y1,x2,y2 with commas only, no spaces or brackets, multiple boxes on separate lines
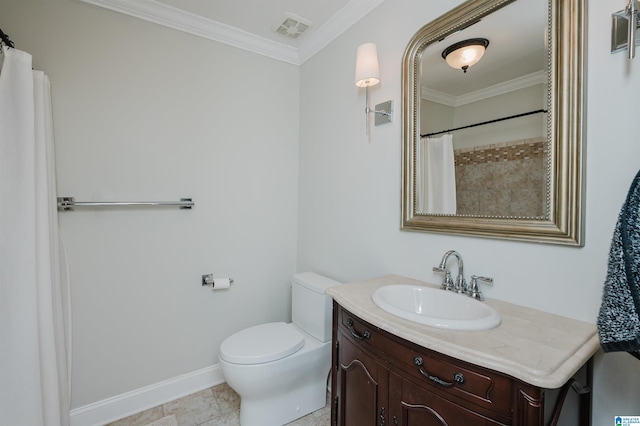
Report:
57,197,194,211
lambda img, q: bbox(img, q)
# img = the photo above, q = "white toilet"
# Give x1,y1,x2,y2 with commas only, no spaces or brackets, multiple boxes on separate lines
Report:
219,272,340,426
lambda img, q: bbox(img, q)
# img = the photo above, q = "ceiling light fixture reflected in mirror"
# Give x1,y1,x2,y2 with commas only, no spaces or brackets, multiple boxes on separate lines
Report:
442,38,490,73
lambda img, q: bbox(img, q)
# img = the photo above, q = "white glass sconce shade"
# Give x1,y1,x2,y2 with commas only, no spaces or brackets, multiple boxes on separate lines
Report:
355,43,380,87
355,42,392,135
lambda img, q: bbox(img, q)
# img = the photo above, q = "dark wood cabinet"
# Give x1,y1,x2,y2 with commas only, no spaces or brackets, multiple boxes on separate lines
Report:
336,332,386,425
331,302,592,426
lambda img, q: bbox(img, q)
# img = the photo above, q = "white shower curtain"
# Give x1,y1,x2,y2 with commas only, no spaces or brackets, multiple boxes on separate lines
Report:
0,45,71,425
417,134,457,214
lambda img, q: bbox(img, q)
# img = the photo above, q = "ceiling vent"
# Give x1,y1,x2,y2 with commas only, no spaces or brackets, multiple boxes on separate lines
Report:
274,13,313,39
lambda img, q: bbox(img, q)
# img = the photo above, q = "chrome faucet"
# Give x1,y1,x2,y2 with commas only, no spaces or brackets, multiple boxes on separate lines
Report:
433,250,467,294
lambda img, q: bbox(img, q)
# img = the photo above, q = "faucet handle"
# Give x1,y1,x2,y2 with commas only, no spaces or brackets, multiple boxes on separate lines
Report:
433,266,454,290
468,275,493,301
443,271,455,291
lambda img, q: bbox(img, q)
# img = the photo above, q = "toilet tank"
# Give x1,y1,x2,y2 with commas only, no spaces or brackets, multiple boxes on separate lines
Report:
292,272,341,343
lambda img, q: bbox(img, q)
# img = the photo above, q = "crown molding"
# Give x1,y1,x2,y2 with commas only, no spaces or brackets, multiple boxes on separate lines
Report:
297,0,384,64
421,87,457,107
422,70,547,107
79,0,383,66
79,0,299,64
457,71,546,105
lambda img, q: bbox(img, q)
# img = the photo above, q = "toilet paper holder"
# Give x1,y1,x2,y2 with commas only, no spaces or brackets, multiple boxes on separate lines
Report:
201,274,234,287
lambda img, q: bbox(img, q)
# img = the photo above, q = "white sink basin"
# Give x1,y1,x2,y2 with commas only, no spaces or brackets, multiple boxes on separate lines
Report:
372,284,501,330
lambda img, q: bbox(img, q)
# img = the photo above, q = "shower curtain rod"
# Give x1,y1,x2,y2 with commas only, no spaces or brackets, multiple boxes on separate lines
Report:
421,109,548,138
0,27,15,48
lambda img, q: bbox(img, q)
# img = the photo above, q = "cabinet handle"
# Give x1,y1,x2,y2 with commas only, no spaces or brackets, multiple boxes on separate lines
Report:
346,318,371,340
392,416,398,425
379,407,385,426
413,356,465,388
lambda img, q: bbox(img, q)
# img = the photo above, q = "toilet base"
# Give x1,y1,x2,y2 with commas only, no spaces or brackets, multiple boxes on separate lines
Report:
219,323,332,426
239,380,327,426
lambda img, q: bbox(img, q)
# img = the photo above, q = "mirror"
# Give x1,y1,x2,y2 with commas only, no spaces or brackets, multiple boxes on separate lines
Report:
401,0,586,246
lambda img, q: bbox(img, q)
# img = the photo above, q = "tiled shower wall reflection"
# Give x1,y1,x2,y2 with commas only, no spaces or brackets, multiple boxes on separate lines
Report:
454,138,547,217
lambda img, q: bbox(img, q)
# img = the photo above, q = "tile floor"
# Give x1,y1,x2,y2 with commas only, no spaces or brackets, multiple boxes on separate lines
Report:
106,382,331,426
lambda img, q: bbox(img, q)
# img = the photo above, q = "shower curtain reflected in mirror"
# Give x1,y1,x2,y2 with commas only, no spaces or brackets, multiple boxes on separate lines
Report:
416,134,457,215
0,45,70,426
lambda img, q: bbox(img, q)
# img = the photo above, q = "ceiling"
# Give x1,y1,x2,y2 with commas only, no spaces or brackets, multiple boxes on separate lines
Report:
79,0,384,65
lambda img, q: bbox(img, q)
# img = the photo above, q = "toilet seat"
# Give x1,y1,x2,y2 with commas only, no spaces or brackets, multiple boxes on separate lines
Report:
220,322,305,365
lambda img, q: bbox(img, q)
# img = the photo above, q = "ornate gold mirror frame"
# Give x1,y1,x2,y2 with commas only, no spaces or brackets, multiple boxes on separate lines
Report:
401,0,586,246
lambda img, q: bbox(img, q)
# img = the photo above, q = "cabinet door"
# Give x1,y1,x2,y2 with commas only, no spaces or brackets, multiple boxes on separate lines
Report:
336,330,388,426
389,372,508,426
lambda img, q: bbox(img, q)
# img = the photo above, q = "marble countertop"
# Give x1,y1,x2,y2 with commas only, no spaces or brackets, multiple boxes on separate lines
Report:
326,275,600,389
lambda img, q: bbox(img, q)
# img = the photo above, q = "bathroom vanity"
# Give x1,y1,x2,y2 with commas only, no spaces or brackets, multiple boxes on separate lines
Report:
327,276,600,426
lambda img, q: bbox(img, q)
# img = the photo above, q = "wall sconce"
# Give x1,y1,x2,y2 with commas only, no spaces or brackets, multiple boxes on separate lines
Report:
441,38,490,73
355,42,393,134
611,0,640,59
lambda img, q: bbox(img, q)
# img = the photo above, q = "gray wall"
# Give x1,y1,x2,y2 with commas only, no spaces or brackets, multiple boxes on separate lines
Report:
1,0,300,409
297,1,640,425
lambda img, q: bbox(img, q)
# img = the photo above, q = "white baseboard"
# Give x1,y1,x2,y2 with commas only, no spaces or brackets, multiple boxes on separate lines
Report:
70,364,225,426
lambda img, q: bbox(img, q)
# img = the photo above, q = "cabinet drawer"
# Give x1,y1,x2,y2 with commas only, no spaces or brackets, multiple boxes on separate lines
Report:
337,307,388,352
395,344,512,417
393,371,509,426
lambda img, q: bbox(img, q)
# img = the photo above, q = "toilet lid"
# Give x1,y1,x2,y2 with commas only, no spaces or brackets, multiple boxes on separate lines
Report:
220,322,305,365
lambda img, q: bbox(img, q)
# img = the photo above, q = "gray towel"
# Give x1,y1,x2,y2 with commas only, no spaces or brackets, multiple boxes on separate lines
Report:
597,169,640,359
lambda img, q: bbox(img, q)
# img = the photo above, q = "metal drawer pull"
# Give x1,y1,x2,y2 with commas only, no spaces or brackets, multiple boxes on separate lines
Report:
413,356,465,388
346,318,371,340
